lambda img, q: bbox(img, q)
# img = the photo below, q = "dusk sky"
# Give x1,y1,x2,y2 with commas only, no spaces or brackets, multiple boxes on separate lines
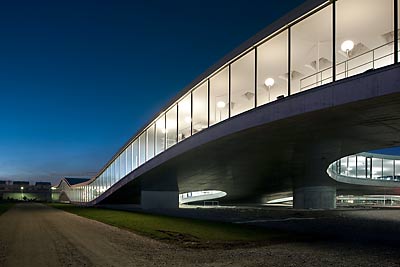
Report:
0,0,398,184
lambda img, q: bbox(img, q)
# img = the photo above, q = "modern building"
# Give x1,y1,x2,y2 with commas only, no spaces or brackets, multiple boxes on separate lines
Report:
55,0,400,209
52,177,90,202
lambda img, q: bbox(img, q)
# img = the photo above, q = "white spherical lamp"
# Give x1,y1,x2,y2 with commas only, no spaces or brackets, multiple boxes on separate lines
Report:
216,101,226,109
264,78,275,88
341,40,354,53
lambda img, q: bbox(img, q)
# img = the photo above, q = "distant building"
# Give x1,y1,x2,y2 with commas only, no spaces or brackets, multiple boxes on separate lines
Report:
0,180,52,202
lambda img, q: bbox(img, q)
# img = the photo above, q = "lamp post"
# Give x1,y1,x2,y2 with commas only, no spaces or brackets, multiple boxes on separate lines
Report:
264,78,275,102
341,40,354,78
20,186,24,201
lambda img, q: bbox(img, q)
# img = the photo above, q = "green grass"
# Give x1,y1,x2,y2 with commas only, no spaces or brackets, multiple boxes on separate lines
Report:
49,203,288,246
0,202,14,215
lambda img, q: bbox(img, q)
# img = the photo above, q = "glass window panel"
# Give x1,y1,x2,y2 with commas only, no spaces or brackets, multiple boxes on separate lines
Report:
166,106,177,148
395,160,400,178
257,30,288,106
115,159,119,183
366,157,372,178
336,0,393,81
89,184,93,201
340,157,347,175
292,5,332,93
109,162,114,186
114,159,120,183
347,155,356,177
139,132,146,165
120,151,126,178
132,139,139,169
356,156,366,178
99,172,103,193
398,1,400,60
117,155,122,180
192,82,208,134
210,67,229,125
93,179,98,198
178,94,191,142
147,124,155,160
383,159,394,179
98,176,102,194
231,50,255,116
105,169,109,191
126,144,132,174
104,167,109,189
155,115,166,155
372,158,382,179
107,166,111,188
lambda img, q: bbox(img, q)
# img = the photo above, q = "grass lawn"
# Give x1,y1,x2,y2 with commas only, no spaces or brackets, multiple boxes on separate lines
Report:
0,202,14,216
49,203,291,246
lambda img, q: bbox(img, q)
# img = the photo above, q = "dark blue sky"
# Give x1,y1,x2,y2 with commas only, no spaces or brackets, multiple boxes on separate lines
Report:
0,0,398,184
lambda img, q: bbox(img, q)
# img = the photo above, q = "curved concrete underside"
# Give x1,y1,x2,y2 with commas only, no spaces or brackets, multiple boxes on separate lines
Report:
91,64,400,206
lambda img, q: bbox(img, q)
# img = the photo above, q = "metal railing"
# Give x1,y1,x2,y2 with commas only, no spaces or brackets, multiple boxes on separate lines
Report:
300,41,395,91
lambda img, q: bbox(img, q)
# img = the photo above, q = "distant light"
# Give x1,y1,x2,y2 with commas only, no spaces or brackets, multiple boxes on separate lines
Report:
20,186,24,190
264,78,275,87
51,187,56,190
216,101,226,108
341,40,354,53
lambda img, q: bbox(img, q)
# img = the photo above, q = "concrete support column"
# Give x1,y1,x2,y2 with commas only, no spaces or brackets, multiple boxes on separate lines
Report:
294,186,336,209
141,190,179,209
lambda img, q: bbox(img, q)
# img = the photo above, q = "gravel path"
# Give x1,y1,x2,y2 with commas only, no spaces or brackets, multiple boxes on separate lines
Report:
0,203,399,267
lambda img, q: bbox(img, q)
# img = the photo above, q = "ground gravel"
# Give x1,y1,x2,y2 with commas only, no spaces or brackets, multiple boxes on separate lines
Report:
0,203,399,267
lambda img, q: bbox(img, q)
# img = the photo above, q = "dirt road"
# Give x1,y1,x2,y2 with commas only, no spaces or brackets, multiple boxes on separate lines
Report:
0,203,398,267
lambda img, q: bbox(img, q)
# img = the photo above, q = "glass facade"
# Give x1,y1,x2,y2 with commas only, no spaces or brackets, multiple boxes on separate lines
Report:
62,0,400,202
330,154,400,182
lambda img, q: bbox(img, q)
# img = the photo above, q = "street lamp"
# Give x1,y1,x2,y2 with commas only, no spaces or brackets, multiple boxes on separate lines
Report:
20,186,24,201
